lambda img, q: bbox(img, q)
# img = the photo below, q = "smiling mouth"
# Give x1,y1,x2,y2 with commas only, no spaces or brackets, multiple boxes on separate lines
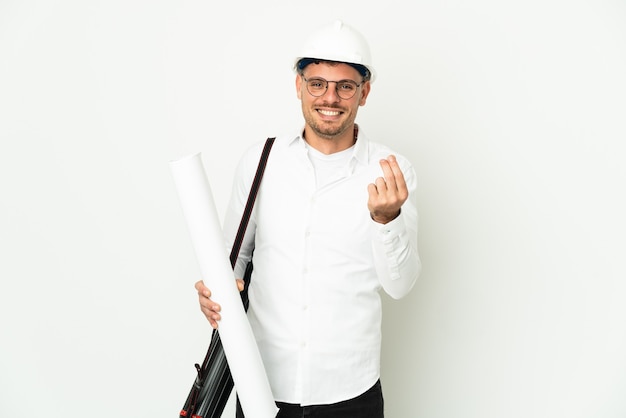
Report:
317,109,342,116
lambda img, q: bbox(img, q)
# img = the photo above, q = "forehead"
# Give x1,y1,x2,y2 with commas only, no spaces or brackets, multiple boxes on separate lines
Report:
302,62,362,81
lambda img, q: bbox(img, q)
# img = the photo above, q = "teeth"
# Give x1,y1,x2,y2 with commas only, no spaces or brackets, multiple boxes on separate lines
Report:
318,109,340,116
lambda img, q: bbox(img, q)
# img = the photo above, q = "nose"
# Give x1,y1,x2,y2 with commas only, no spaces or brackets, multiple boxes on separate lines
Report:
321,81,341,102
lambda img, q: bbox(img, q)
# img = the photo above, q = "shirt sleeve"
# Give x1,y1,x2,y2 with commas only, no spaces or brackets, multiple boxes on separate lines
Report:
370,162,421,299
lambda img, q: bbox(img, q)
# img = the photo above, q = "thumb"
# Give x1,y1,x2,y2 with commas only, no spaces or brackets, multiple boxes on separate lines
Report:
235,278,245,292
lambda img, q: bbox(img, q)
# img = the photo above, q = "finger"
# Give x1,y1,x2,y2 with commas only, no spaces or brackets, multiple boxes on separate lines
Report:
195,280,211,298
199,299,221,326
198,291,220,311
200,300,221,328
196,280,222,329
374,176,387,194
196,281,220,312
367,182,378,197
387,155,408,194
207,314,220,329
379,159,397,191
236,279,245,292
200,303,221,317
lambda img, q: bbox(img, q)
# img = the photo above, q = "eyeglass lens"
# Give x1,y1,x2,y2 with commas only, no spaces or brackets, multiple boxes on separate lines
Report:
305,78,359,99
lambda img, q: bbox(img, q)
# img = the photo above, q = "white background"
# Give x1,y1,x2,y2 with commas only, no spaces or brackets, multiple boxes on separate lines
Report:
1,1,625,417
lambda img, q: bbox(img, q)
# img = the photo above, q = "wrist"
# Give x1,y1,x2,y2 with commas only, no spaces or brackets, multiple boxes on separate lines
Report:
370,209,400,224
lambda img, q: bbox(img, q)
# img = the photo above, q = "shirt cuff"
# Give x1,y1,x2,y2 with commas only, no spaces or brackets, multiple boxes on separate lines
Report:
372,211,406,242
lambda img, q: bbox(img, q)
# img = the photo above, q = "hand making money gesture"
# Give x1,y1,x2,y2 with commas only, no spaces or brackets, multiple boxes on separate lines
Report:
367,155,408,224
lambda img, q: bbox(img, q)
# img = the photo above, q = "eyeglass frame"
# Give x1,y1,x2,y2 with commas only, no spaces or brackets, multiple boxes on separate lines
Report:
300,75,365,100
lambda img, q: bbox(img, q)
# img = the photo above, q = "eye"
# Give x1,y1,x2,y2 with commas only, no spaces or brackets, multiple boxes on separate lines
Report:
337,81,357,91
307,79,326,90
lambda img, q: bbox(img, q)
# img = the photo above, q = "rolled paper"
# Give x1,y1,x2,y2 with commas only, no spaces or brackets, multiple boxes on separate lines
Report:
170,153,277,418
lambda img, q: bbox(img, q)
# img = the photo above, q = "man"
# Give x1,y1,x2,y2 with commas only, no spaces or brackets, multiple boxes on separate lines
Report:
195,20,421,417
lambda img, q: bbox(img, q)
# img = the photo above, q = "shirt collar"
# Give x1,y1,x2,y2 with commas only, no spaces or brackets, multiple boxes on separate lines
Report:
352,126,369,166
289,125,370,167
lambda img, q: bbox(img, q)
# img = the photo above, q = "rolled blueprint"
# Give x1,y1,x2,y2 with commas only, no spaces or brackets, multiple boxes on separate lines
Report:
170,153,277,418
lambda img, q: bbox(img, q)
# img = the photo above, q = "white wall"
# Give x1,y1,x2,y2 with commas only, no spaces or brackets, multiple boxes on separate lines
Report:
1,1,625,417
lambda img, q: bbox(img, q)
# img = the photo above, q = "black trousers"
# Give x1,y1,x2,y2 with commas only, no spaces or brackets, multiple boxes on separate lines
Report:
236,380,384,418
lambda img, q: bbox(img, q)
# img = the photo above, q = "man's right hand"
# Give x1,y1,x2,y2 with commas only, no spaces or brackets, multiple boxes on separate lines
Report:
195,279,245,329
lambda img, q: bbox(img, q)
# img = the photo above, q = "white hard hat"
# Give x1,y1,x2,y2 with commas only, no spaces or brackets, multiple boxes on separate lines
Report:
294,20,376,83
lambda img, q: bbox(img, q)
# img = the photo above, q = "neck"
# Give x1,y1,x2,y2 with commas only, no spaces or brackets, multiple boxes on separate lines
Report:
303,125,358,155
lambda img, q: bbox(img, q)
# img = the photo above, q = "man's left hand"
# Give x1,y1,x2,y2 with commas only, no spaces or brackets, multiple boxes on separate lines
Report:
367,155,408,224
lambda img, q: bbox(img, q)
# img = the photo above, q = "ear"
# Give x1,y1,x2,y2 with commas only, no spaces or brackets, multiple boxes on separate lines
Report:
295,74,303,100
359,81,371,106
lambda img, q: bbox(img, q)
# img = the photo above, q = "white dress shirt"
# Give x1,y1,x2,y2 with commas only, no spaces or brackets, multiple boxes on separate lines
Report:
222,127,421,405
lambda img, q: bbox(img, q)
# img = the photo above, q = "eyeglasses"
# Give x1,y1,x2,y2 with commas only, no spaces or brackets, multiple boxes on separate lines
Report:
301,76,363,100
